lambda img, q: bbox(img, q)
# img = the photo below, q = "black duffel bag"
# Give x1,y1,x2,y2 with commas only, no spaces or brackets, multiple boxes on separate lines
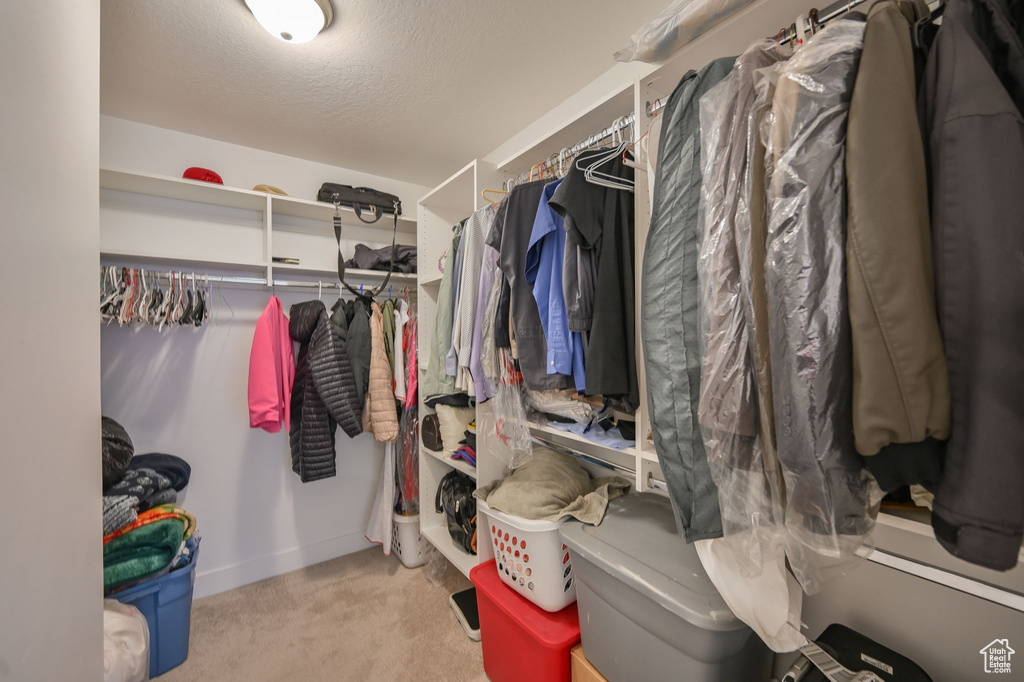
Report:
435,470,477,555
317,183,402,224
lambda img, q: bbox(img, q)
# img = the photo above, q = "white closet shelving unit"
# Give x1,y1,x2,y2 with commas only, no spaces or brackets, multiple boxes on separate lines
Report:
416,159,505,577
416,0,1024,606
100,168,418,288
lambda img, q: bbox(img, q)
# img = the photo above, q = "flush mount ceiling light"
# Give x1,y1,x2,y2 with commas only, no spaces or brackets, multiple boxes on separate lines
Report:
244,0,334,44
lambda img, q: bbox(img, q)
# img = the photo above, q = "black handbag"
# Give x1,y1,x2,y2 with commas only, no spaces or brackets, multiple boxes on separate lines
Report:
317,183,402,224
422,414,443,452
435,470,477,555
318,183,404,299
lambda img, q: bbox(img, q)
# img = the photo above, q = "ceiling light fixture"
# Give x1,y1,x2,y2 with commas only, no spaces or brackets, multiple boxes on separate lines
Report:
244,0,334,44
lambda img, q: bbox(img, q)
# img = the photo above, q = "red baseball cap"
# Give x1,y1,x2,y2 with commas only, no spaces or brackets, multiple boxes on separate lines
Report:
182,167,223,184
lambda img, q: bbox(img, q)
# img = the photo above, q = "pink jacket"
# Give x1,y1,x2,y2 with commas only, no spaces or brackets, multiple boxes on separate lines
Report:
248,296,295,433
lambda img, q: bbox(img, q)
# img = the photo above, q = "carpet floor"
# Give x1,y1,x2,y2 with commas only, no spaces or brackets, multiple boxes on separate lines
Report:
160,548,486,682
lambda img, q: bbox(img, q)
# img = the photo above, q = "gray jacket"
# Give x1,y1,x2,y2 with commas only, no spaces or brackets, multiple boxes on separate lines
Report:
643,56,735,543
764,18,879,589
422,225,462,400
697,40,789,537
921,0,1024,571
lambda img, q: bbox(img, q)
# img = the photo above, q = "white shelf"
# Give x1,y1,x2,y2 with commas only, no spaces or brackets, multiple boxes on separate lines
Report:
272,263,417,283
271,193,416,234
420,522,479,576
422,446,478,480
101,168,267,212
101,168,416,234
418,160,477,213
100,250,266,274
420,274,443,287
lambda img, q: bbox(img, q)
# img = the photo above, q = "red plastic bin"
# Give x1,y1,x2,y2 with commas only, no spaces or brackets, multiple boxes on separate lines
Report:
471,560,580,682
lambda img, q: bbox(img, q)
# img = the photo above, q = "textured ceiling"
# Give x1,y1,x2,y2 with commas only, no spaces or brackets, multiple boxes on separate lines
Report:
101,0,669,186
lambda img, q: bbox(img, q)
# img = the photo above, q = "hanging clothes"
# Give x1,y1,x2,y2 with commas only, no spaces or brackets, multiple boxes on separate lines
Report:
846,0,949,492
422,224,463,401
366,301,399,442
920,0,1024,571
365,442,397,553
643,56,735,543
332,298,372,410
489,179,574,391
404,307,419,409
525,178,586,392
381,298,396,376
471,241,500,401
549,150,637,406
394,299,410,401
289,300,363,482
763,17,880,592
697,40,789,560
248,296,295,434
445,219,470,378
452,205,497,394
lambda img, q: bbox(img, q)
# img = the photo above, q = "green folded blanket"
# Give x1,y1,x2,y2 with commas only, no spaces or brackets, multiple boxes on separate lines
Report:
104,518,185,590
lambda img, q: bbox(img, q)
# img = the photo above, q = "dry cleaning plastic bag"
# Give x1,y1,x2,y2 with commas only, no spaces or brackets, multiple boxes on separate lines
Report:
614,0,755,64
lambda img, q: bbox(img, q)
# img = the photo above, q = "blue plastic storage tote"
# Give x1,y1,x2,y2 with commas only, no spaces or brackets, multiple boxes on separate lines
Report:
114,546,199,678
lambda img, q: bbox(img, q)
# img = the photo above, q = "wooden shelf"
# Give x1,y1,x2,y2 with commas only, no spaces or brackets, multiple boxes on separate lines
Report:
420,522,479,577
422,446,477,480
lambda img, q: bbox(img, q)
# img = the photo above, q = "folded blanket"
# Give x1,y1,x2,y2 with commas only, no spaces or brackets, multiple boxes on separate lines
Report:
102,495,139,536
104,504,197,545
107,467,172,507
104,518,186,590
475,446,631,524
126,453,191,491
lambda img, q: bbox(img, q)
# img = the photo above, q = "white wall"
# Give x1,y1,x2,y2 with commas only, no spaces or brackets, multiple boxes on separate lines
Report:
0,2,102,681
101,115,430,210
101,290,384,598
100,119,428,598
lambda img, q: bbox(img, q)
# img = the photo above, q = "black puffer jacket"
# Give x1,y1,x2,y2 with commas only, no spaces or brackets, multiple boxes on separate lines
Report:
289,301,362,482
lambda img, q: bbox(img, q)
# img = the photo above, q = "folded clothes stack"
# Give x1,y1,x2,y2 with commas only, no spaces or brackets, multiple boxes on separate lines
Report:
452,421,477,466
100,420,200,595
104,505,200,594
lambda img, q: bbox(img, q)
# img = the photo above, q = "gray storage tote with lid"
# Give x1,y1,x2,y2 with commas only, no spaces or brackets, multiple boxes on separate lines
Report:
559,493,772,681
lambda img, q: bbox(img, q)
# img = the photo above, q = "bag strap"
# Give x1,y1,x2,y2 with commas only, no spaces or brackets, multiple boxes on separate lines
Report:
333,196,400,301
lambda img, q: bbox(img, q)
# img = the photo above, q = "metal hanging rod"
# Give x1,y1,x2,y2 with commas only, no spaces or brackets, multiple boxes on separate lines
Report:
505,113,639,190
102,268,414,293
507,0,876,190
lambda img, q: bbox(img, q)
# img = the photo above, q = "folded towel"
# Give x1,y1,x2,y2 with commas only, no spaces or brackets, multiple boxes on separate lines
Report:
475,446,631,524
102,495,139,536
104,518,186,590
104,504,197,545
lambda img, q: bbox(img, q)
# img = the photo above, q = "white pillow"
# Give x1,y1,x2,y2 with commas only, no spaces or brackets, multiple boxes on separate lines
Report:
435,405,475,455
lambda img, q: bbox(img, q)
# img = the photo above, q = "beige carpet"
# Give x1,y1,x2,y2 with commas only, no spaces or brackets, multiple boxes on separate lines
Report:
160,548,486,682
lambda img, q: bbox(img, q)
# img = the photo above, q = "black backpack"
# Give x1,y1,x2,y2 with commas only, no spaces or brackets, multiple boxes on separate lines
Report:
435,470,477,555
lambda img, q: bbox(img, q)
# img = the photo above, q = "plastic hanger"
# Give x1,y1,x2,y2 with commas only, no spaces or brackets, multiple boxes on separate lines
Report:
481,188,508,205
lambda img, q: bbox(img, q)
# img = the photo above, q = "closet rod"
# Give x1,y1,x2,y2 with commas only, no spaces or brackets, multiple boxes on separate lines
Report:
106,270,411,292
506,113,639,190
530,434,636,476
508,0,879,189
778,0,869,45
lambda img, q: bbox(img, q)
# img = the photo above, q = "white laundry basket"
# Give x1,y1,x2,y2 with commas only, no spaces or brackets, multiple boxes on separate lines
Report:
476,498,576,612
391,513,427,568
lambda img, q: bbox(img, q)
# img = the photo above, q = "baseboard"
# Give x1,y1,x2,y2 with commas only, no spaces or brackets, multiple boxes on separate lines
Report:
194,530,373,599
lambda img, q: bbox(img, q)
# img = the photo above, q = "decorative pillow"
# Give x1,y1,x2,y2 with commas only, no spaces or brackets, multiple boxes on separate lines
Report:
435,404,475,455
